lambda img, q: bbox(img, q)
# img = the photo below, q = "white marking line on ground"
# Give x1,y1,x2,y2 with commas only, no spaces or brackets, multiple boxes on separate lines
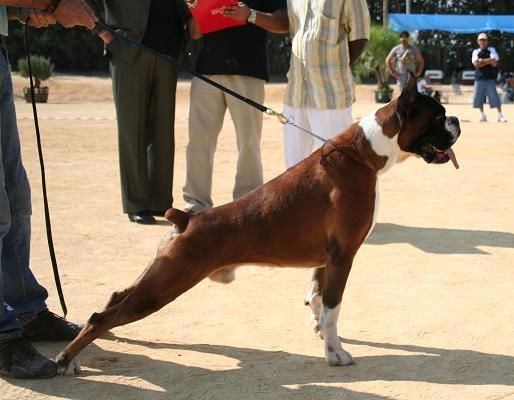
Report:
18,116,117,121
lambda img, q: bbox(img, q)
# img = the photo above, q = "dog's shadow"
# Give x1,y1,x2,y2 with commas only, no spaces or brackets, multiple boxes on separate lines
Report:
10,334,514,400
366,222,514,254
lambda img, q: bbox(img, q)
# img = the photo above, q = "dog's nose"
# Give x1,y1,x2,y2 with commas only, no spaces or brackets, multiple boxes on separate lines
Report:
446,116,461,139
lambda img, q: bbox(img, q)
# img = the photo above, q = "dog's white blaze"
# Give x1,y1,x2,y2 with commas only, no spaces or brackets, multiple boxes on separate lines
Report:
359,113,400,175
319,304,354,365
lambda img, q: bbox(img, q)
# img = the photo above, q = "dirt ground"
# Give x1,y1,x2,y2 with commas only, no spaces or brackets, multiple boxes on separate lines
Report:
1,74,513,400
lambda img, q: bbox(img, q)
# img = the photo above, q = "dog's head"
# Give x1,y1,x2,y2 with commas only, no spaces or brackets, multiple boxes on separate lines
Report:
395,73,461,168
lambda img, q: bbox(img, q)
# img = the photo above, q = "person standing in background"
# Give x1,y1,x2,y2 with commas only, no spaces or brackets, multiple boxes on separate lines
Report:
283,0,370,168
471,32,506,123
385,31,424,92
99,0,191,224
182,1,287,215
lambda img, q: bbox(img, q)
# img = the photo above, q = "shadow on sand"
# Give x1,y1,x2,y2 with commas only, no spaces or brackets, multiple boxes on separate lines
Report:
6,334,513,400
366,222,514,255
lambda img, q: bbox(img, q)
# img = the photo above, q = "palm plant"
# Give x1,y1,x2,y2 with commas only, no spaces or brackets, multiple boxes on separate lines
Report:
354,25,398,102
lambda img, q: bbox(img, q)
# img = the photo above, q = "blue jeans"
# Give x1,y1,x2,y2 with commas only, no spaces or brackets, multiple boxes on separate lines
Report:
0,47,48,343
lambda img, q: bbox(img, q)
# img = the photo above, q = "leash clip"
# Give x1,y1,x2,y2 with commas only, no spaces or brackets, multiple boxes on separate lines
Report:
266,108,290,125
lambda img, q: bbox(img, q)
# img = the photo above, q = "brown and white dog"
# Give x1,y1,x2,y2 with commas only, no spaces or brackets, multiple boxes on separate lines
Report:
56,74,460,374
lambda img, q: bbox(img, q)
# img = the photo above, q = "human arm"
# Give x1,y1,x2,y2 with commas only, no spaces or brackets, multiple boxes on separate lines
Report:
7,6,55,27
474,58,497,68
385,49,399,80
188,15,202,39
221,4,288,33
349,39,367,66
345,0,370,67
0,0,96,29
472,47,499,68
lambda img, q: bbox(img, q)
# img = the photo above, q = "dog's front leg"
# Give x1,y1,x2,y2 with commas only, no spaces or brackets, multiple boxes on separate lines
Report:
304,267,324,337
319,243,355,366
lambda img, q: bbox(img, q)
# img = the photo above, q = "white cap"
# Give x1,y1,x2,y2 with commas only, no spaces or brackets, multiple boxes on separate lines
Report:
477,32,488,41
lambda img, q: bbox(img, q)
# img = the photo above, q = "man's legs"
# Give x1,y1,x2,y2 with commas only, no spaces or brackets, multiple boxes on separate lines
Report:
147,56,178,214
283,106,353,168
183,76,227,212
484,79,506,122
0,48,81,379
111,53,153,215
473,80,487,121
0,48,55,379
306,107,354,150
225,76,264,200
283,105,314,168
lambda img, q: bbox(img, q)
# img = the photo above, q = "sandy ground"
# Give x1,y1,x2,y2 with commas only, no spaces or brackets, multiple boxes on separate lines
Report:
1,74,513,400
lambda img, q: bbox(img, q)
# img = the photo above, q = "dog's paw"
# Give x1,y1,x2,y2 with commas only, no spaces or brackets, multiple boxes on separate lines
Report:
325,348,355,366
209,268,235,284
311,318,324,339
57,359,81,376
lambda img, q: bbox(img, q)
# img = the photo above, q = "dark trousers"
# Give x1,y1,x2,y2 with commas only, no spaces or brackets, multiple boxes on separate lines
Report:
111,50,177,214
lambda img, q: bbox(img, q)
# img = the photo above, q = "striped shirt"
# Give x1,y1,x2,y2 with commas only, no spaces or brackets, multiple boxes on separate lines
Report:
284,0,370,110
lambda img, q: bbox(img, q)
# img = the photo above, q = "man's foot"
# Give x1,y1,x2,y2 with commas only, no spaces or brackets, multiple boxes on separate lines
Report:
22,310,82,341
479,113,487,122
497,115,507,123
128,211,156,224
0,338,57,379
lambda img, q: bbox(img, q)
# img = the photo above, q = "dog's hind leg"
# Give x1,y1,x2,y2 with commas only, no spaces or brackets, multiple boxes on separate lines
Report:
56,236,221,375
304,267,325,337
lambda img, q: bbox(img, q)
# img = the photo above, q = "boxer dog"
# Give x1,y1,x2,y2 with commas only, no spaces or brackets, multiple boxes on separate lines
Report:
57,74,460,374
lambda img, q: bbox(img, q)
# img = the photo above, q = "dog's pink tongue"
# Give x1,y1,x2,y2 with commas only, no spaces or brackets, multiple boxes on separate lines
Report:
446,148,459,169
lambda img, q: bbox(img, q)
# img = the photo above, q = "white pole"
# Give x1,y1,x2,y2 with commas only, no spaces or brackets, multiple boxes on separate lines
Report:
406,0,411,14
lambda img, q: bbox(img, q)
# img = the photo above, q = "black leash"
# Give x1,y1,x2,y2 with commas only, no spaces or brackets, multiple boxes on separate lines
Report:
94,21,337,150
24,24,67,317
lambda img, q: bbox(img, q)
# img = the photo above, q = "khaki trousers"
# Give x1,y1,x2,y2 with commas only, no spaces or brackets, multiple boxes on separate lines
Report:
183,75,264,212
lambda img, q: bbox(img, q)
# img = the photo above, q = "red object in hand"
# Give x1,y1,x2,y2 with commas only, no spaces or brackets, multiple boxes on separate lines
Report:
186,0,246,34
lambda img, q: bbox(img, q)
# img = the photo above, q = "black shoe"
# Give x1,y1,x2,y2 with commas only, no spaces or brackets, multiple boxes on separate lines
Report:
0,338,57,379
22,310,82,341
128,211,156,224
150,210,166,217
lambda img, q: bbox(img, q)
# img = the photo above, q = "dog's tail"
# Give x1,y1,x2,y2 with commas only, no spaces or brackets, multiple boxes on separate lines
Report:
165,208,191,233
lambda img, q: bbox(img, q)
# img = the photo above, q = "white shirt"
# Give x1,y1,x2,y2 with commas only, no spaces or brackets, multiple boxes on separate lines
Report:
471,46,499,64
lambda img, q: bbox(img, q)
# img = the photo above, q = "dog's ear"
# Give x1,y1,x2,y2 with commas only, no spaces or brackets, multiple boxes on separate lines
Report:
396,71,419,118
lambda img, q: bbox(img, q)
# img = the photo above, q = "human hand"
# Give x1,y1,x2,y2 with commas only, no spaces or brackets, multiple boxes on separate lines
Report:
26,9,56,28
97,30,114,44
222,3,251,21
52,0,97,29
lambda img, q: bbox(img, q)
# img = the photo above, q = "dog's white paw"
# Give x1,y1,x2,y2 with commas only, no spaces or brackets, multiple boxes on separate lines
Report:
57,359,81,376
311,318,323,339
209,268,235,284
325,348,354,366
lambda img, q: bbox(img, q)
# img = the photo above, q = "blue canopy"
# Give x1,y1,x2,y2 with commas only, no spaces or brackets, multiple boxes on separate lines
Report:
389,14,514,33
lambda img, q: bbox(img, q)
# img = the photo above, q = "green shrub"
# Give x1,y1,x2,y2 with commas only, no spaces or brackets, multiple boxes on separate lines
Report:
18,55,54,88
353,25,398,89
